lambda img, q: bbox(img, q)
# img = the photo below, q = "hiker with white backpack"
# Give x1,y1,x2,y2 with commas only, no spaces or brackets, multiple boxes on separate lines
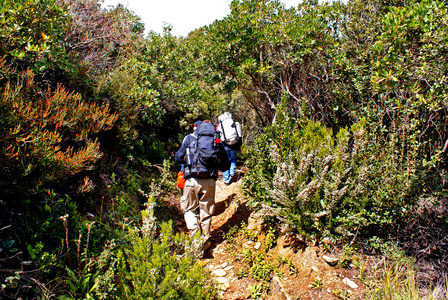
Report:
216,112,242,185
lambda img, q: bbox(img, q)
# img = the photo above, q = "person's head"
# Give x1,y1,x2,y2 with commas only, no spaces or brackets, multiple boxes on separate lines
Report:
193,120,202,131
202,120,212,124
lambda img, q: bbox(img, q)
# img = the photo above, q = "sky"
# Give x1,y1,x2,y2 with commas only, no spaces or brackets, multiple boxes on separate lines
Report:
101,0,302,37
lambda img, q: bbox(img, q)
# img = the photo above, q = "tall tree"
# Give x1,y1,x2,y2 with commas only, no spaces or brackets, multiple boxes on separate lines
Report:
205,0,343,126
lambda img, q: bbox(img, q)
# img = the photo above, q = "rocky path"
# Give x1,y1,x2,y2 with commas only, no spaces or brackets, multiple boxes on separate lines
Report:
201,171,367,299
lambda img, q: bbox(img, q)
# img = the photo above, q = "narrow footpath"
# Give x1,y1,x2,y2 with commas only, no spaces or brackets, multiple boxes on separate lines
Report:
198,168,367,300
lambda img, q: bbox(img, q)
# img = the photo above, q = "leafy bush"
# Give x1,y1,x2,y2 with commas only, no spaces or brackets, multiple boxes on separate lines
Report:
0,0,68,73
25,192,83,261
0,73,117,190
93,199,217,300
370,0,448,194
243,104,424,240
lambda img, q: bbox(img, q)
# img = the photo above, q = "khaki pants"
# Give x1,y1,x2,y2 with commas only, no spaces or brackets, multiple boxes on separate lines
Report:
180,177,216,238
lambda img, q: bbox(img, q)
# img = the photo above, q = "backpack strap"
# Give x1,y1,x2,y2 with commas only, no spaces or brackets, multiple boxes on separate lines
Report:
232,119,239,139
219,120,227,142
195,133,199,171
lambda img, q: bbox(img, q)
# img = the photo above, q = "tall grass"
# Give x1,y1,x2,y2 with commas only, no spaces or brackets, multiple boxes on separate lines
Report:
366,253,447,300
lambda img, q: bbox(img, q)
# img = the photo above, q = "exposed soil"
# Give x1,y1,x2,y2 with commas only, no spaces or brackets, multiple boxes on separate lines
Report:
200,168,367,300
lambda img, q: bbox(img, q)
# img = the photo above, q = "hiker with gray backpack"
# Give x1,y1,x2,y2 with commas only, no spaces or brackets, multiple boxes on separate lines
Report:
216,112,242,185
175,120,230,249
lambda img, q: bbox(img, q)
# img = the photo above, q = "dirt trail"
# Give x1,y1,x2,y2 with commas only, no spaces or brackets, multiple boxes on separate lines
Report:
201,170,367,300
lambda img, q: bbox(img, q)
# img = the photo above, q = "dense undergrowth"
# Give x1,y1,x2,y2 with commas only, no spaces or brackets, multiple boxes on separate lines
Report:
1,0,447,298
243,99,425,240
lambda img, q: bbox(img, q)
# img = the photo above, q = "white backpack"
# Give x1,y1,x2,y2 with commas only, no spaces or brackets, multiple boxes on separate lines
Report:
217,112,242,146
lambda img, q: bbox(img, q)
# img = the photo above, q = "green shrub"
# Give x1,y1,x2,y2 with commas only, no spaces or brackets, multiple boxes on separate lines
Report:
249,252,275,281
243,105,424,241
249,281,269,300
0,0,68,73
93,198,217,300
0,74,117,190
21,192,83,264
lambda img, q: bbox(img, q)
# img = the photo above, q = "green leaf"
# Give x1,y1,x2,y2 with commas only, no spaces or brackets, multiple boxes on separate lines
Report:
27,244,35,259
5,276,16,282
2,240,15,249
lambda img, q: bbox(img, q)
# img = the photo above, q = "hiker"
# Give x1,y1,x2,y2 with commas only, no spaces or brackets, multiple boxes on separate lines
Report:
175,120,230,248
216,112,242,185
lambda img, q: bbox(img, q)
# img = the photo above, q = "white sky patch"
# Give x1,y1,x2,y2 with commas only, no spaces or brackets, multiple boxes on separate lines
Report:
101,0,302,37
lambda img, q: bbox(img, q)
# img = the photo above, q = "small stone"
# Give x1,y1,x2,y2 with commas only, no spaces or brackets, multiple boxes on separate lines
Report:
254,242,262,250
311,266,319,272
216,277,230,291
212,248,223,256
322,237,332,244
343,278,358,289
224,265,234,271
203,261,213,269
221,282,230,291
323,255,339,265
221,262,228,268
216,277,229,284
212,269,227,277
243,241,254,248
